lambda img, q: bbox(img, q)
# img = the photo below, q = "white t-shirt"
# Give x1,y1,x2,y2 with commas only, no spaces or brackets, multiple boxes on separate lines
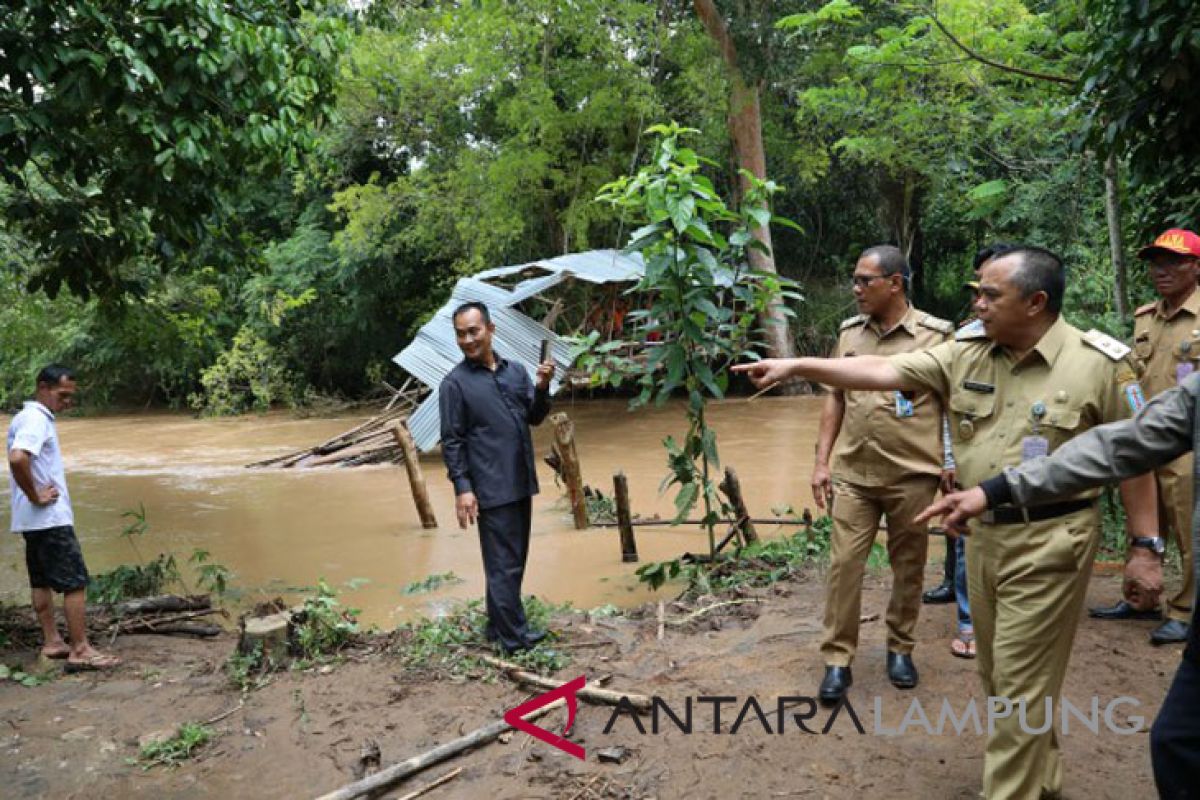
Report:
7,401,74,532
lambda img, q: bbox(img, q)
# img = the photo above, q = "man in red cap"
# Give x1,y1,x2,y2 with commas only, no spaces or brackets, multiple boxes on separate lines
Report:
1092,229,1200,645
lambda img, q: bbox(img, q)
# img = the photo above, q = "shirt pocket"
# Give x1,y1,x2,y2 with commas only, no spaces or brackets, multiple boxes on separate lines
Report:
948,392,996,444
1133,333,1152,366
1040,404,1083,453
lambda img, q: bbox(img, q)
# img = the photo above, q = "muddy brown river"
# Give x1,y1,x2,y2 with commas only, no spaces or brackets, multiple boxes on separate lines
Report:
0,397,826,626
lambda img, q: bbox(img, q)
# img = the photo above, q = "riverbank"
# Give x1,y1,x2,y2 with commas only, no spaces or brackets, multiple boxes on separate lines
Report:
0,562,1173,799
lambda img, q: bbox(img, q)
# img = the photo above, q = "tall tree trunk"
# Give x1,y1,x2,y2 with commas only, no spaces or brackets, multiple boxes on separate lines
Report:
693,0,795,361
1104,153,1130,320
880,172,925,300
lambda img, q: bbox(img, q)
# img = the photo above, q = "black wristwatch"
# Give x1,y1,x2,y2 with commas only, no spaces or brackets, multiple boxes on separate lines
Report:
1131,536,1167,556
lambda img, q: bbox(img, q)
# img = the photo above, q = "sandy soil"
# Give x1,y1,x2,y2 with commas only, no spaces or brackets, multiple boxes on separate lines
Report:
0,564,1181,800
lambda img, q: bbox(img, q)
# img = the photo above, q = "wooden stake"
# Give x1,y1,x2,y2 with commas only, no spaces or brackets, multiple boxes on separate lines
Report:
393,421,438,529
719,466,758,544
550,413,588,529
613,471,638,563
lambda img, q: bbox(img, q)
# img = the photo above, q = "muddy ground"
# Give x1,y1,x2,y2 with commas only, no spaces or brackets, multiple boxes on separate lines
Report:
0,563,1180,800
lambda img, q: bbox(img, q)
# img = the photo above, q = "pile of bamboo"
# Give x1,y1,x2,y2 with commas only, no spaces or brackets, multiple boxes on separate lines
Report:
247,379,427,469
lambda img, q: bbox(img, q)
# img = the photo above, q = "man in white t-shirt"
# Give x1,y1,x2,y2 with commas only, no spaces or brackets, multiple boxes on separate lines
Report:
7,365,120,671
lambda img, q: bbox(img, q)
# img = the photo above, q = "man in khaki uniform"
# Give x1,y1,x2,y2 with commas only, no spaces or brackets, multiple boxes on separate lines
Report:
735,245,1158,800
812,245,953,703
1091,228,1200,645
920,372,1200,800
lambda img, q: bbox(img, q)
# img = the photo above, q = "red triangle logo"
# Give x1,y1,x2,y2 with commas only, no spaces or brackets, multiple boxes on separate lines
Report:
503,674,586,760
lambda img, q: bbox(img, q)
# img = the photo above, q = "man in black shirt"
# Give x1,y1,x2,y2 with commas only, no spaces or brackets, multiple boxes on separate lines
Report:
439,302,554,653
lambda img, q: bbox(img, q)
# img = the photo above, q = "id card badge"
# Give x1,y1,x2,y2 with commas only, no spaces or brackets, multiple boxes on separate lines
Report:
1021,435,1049,462
894,391,915,418
1177,362,1195,384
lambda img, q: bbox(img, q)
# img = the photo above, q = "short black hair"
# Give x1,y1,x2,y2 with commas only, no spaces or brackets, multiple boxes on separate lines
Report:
973,241,1017,270
36,364,75,388
452,301,491,325
859,245,910,282
999,246,1065,314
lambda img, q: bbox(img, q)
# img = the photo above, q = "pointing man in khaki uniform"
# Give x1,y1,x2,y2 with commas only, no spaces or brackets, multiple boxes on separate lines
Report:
1091,228,1200,645
735,245,1158,800
812,244,953,704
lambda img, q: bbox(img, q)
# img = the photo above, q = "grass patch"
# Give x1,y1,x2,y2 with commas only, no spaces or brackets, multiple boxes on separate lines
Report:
394,596,570,676
402,571,464,595
137,723,214,769
636,516,834,598
0,663,52,687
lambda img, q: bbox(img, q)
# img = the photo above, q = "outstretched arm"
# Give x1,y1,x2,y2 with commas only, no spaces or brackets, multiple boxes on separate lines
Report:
917,380,1197,531
733,355,915,392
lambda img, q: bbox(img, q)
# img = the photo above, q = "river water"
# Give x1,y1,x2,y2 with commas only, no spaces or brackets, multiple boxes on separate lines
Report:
0,397,826,626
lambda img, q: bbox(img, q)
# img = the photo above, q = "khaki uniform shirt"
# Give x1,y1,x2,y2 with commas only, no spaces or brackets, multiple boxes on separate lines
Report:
1132,287,1200,398
889,316,1143,498
999,373,1200,662
830,305,952,486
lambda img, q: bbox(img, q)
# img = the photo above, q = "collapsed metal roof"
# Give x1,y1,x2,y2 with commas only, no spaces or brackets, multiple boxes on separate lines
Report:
394,249,645,451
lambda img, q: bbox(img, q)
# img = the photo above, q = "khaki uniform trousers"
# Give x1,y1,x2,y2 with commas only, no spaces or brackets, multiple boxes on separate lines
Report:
968,507,1101,800
1157,453,1196,622
820,474,938,665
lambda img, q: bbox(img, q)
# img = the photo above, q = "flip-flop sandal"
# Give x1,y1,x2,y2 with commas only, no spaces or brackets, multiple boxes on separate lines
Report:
64,653,122,673
40,648,70,660
951,632,976,659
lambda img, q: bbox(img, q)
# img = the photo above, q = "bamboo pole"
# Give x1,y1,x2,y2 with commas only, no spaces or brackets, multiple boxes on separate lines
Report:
314,680,605,800
550,413,588,529
480,656,650,711
393,422,438,529
613,471,638,563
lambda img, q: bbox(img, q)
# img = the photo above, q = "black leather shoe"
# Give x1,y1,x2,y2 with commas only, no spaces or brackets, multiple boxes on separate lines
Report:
1150,619,1190,646
887,651,919,689
524,629,548,647
922,584,955,604
1089,600,1163,621
818,666,852,706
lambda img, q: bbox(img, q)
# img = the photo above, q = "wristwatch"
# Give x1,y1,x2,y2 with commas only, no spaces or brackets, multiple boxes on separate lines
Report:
1131,536,1167,556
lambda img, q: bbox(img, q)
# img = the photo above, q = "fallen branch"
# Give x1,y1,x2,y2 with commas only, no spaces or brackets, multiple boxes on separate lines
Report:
396,767,463,800
666,598,764,627
480,656,650,711
314,679,607,800
108,594,211,617
111,608,225,634
204,700,245,726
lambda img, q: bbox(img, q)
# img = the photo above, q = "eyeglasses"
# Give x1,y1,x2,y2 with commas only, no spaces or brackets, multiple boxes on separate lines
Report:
850,275,888,288
1149,257,1197,273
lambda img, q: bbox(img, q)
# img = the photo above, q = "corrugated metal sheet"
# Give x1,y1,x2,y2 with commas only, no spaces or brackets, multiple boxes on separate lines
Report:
395,249,644,451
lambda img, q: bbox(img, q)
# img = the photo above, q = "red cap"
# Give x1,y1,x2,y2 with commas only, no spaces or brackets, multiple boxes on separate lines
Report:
1138,229,1200,259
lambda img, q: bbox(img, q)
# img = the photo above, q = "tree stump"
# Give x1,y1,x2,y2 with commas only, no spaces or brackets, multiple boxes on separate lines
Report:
240,611,291,664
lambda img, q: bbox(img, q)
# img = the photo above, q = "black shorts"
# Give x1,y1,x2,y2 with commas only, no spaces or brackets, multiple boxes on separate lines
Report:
22,525,90,593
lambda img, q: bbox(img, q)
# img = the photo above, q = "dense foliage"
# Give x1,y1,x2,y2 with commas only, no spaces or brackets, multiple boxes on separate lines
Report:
1,0,1190,411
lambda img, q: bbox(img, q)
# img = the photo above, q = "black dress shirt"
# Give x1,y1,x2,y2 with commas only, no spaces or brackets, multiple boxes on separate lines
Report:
439,354,551,510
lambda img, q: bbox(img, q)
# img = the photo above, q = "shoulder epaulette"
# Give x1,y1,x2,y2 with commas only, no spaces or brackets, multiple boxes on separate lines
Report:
918,313,953,335
839,314,868,331
955,318,988,341
1082,329,1132,360
1134,301,1157,316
